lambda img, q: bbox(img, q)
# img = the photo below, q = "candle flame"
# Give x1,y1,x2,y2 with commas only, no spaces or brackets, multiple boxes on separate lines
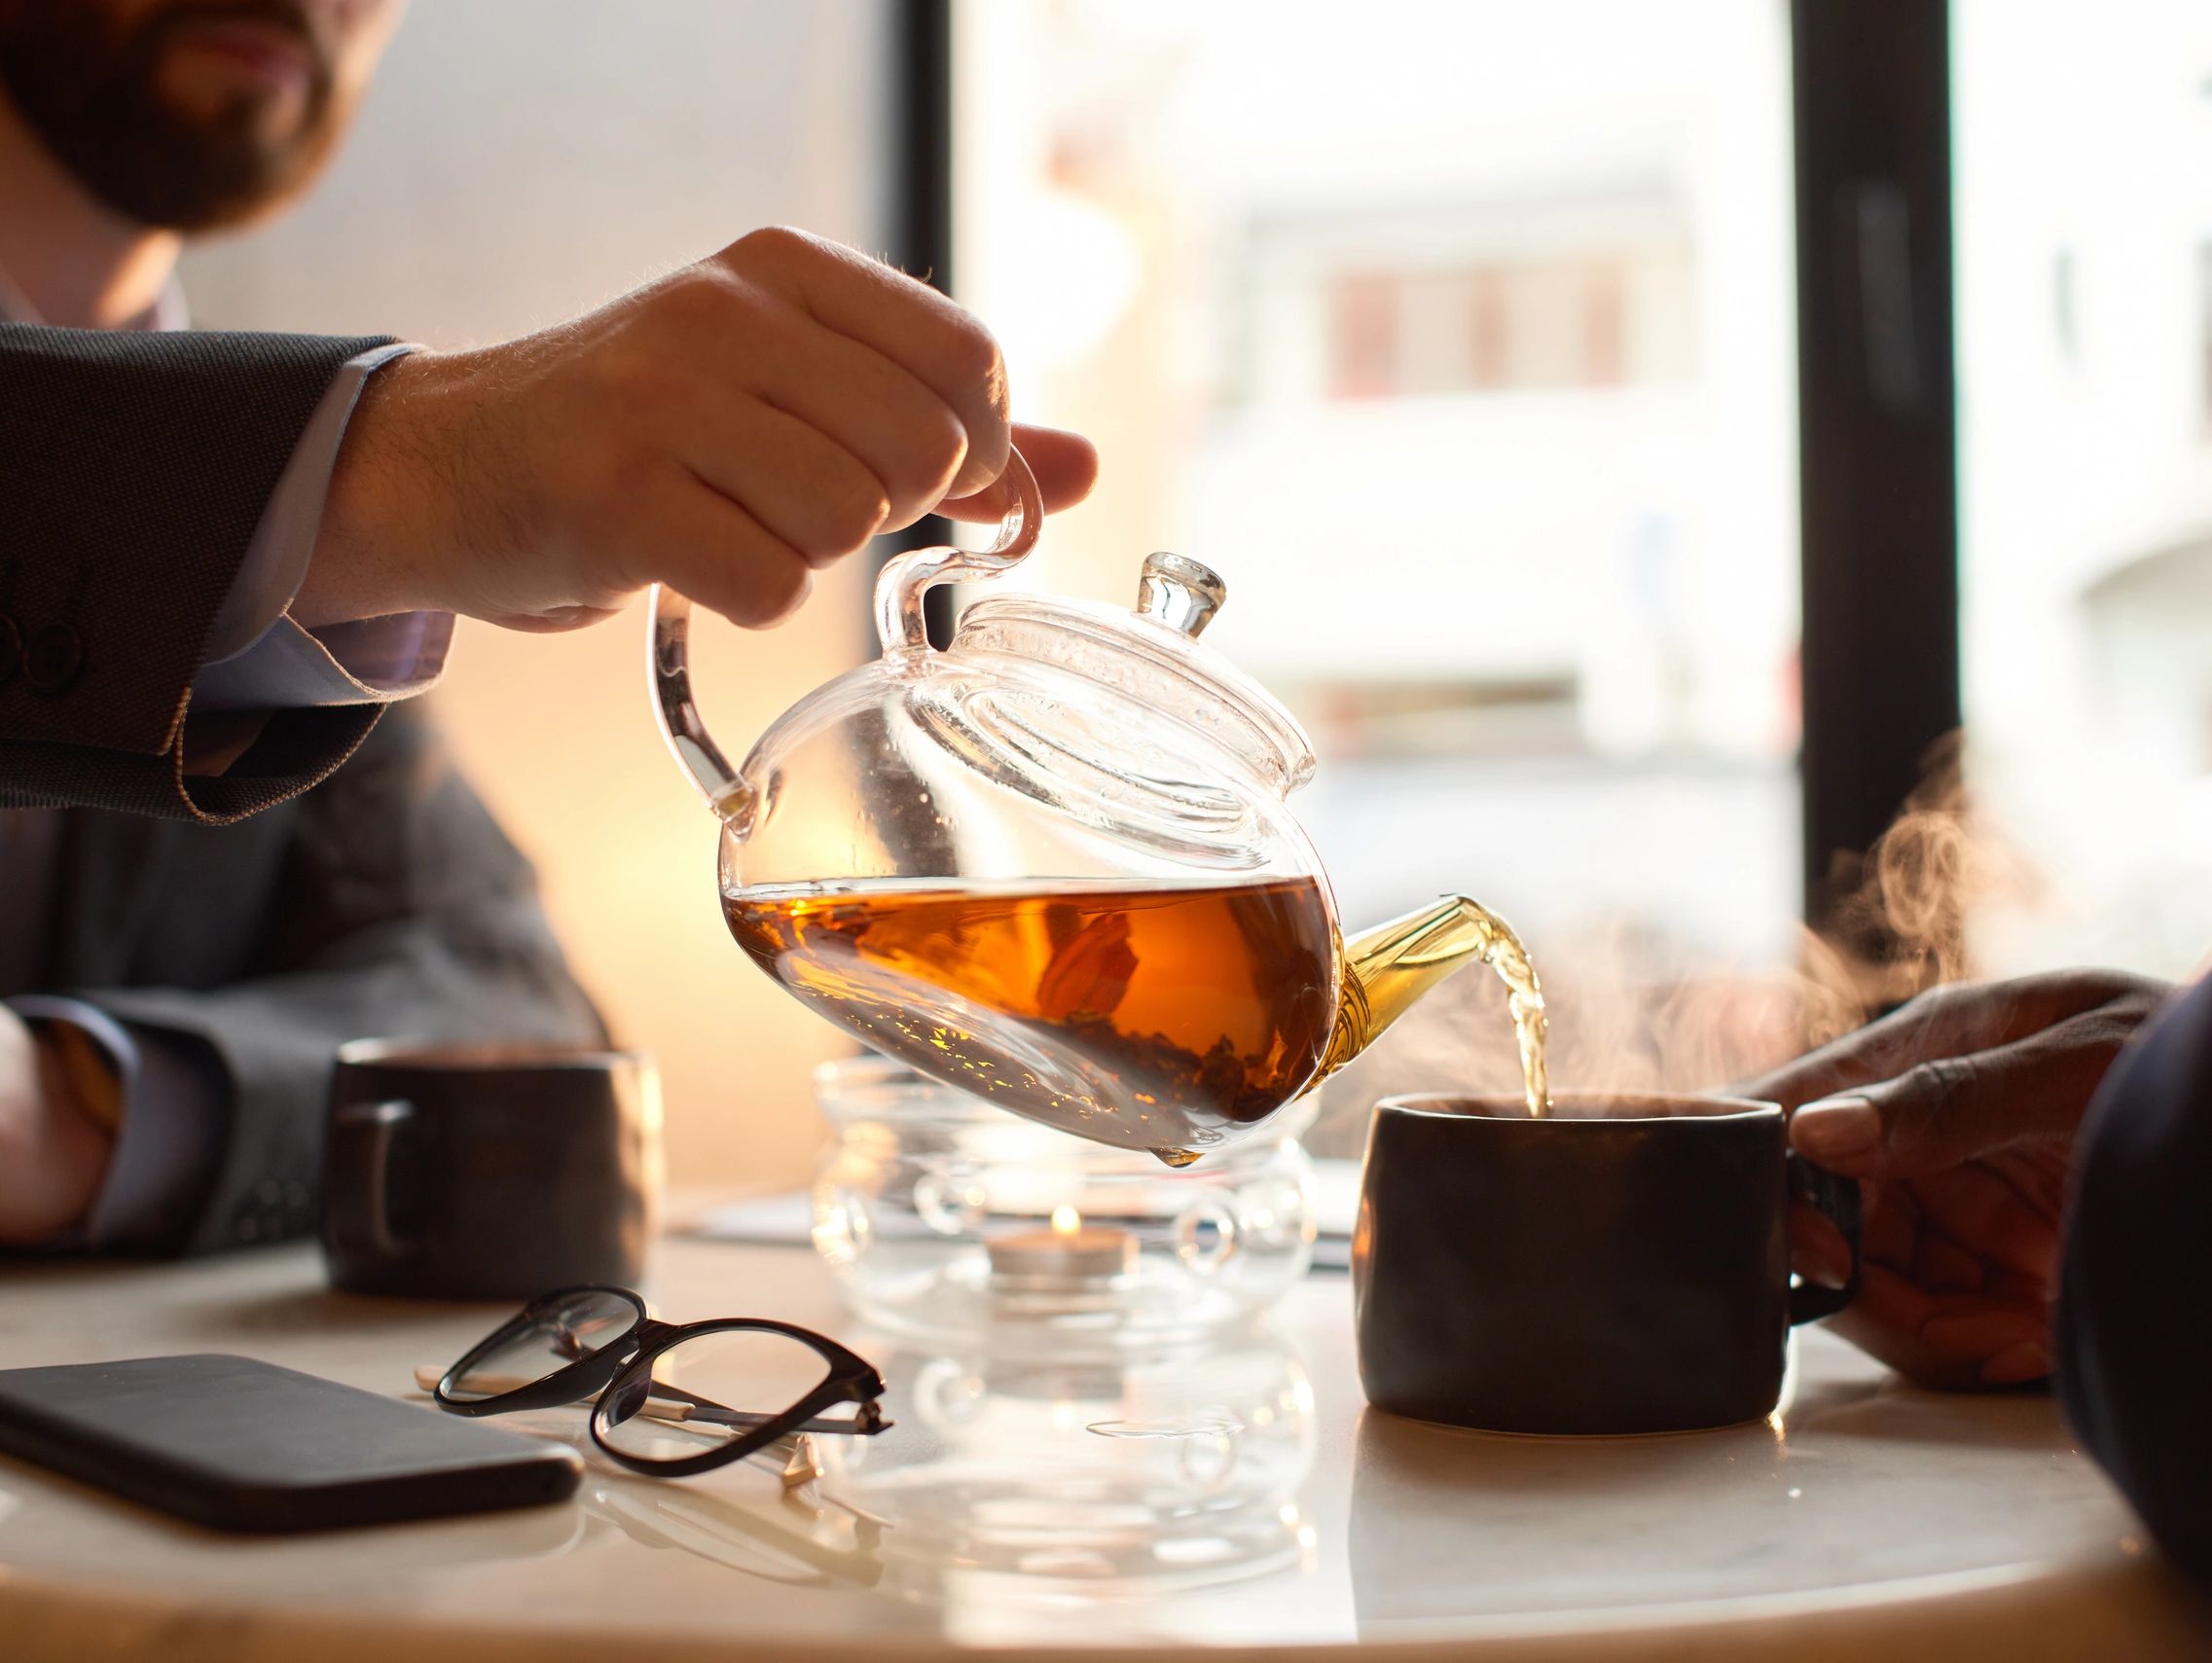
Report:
1050,1204,1082,1236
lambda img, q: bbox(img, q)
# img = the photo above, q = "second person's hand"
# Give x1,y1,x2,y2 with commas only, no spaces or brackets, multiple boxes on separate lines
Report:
1736,970,2170,1390
302,226,1098,633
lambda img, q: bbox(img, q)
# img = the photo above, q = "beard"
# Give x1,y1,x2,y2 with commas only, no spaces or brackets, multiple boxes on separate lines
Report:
0,0,346,233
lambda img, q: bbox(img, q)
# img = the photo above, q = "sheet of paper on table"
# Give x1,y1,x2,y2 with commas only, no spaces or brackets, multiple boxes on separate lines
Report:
679,1156,1362,1271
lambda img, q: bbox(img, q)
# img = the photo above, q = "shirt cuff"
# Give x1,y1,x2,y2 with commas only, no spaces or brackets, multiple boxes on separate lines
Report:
193,611,454,712
195,342,454,713
6,996,227,1253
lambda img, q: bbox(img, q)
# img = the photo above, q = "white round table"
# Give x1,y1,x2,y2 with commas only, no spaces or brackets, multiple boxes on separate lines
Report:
0,1238,2202,1661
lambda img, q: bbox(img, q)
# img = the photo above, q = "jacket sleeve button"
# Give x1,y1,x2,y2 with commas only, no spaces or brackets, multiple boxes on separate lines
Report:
0,615,19,686
24,624,83,695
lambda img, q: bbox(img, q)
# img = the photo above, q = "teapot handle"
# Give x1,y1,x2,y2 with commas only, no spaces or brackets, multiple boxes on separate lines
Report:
872,447,1043,654
649,584,754,824
647,448,1044,822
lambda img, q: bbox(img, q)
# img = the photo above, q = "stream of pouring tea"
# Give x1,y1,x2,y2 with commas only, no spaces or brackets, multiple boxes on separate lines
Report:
1500,933,1551,1118
1330,892,1552,1119
727,877,1555,1158
1464,913,1551,1118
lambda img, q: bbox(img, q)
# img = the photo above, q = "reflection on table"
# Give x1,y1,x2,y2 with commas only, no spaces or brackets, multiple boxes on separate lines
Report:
579,1332,1319,1610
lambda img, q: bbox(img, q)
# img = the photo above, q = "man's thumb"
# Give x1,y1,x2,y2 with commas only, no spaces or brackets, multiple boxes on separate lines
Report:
1788,1015,2123,1175
1787,1054,2007,1176
1787,1008,2134,1177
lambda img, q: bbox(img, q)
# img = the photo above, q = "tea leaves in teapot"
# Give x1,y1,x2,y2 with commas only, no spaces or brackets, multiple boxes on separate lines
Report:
725,876,1338,1163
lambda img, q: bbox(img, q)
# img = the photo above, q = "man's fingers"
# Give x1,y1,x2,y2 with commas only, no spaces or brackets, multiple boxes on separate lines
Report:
1913,1229,1987,1294
642,473,814,629
1979,1342,2054,1386
1788,1009,2134,1177
1789,1199,1853,1289
1906,1160,2063,1285
721,314,970,531
1986,1266,2049,1304
1736,971,2155,1112
939,424,1101,520
1918,1305,2051,1368
726,227,1012,500
1862,1189,1920,1271
1825,1263,2050,1391
684,395,889,569
1861,1176,2048,1294
1821,1265,1968,1388
1733,984,1998,1110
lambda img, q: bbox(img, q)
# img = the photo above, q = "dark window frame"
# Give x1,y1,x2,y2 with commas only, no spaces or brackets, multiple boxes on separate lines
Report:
1792,0,1960,924
882,0,958,650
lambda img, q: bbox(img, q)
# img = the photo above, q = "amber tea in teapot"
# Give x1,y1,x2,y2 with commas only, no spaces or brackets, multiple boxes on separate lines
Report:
730,872,1552,1163
728,875,1338,1164
652,449,1554,1163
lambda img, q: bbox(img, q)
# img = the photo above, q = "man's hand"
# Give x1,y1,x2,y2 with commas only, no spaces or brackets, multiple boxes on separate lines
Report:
302,226,1100,633
1736,970,2171,1390
0,1008,117,1245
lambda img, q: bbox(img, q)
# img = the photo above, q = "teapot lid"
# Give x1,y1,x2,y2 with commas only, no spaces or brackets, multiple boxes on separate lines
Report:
652,452,1319,846
939,552,1317,794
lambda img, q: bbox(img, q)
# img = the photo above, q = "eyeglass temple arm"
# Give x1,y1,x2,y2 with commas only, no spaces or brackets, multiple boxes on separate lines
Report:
638,1378,887,1437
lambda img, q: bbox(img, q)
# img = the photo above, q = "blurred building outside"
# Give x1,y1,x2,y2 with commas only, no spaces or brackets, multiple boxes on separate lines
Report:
956,0,1804,988
1955,0,2212,977
964,0,2212,998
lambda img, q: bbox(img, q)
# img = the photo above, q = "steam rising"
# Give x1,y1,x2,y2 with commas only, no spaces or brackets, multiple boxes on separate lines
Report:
1310,735,2043,1146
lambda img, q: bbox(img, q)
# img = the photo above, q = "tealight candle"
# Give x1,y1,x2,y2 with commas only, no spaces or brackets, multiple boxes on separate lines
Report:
988,1204,1139,1285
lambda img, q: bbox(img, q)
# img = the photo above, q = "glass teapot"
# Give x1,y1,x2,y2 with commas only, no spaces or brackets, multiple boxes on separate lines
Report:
650,451,1546,1167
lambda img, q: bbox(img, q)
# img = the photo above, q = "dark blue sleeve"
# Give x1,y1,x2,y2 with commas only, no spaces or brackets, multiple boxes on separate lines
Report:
0,323,397,821
2057,972,2212,1590
5,997,228,1252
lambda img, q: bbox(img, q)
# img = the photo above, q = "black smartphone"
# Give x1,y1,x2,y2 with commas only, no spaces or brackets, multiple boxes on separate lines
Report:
0,1353,582,1533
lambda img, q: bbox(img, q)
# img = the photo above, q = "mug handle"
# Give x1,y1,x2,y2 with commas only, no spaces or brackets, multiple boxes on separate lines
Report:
328,1099,416,1260
1786,1153,1862,1323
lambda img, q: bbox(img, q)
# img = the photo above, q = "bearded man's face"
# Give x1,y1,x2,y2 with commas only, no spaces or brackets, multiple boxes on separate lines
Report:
0,0,403,233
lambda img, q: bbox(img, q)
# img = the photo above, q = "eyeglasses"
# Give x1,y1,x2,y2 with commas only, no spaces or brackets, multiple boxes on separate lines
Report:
430,1284,889,1478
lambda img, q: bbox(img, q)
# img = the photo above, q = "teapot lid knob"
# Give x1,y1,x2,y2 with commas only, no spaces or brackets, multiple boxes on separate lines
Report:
1136,551,1227,638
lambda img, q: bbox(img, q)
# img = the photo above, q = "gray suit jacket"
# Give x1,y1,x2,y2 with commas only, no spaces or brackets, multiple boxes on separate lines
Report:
4,704,605,1254
0,321,603,1254
0,322,392,819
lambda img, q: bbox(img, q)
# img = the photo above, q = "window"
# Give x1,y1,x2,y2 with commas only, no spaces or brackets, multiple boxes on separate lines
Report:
953,0,1803,1013
1954,0,2212,977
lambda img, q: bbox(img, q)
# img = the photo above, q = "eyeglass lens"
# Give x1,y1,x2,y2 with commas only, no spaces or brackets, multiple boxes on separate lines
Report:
597,1328,855,1465
445,1287,641,1402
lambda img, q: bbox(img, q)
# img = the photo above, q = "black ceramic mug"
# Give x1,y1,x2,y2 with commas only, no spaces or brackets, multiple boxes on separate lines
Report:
1354,1093,1859,1435
321,1042,663,1300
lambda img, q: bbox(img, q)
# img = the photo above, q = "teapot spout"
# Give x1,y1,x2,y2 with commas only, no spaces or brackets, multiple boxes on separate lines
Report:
1311,895,1551,1115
